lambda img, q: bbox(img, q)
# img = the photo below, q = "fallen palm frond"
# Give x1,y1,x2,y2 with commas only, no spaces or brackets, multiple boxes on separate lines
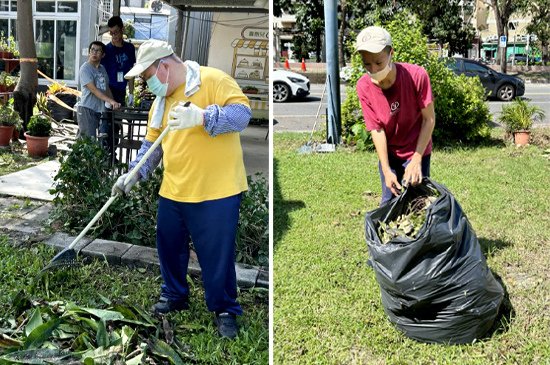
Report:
0,292,195,364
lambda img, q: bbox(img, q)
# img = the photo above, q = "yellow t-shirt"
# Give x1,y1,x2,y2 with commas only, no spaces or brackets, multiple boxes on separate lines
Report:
145,66,250,202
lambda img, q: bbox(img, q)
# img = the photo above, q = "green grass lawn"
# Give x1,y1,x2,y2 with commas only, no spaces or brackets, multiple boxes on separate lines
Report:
274,130,550,364
0,235,268,364
0,144,47,176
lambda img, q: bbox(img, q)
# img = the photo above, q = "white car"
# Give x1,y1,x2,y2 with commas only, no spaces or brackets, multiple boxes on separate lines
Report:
273,69,310,102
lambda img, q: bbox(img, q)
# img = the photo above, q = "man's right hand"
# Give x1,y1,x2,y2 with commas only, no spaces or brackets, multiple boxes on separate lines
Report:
384,170,402,197
111,172,139,195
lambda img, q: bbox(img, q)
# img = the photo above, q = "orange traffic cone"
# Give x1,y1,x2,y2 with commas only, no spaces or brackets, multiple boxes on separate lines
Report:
301,58,307,72
284,58,290,69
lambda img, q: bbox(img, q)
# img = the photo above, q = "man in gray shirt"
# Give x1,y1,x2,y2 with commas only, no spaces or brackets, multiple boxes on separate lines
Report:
77,41,121,138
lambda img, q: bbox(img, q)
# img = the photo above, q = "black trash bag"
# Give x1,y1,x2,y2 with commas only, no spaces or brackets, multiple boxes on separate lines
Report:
47,93,77,122
365,178,504,344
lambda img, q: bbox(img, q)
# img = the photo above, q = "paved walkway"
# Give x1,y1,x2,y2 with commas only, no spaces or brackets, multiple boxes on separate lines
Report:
0,123,269,288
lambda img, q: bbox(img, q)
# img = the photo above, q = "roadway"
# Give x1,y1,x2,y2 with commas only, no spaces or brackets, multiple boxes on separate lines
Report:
273,83,550,132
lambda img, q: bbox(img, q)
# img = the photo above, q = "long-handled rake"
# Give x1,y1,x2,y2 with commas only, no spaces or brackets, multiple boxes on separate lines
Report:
42,122,176,272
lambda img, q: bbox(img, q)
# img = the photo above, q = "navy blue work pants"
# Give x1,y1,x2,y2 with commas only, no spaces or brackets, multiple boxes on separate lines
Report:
378,154,431,205
156,194,243,315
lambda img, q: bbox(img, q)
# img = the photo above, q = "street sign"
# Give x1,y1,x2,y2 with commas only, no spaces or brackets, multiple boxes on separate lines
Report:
499,35,507,48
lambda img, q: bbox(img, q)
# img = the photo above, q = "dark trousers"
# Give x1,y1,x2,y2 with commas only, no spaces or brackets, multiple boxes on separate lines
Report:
378,154,431,205
100,88,126,158
157,194,243,315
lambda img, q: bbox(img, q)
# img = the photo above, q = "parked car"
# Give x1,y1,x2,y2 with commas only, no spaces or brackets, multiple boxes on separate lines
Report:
444,57,525,101
508,53,528,63
273,69,310,102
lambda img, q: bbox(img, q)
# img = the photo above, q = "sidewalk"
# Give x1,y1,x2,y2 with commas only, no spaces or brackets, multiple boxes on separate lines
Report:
0,123,269,289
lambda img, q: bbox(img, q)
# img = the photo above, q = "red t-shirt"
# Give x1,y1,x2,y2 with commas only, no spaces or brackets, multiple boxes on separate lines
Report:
357,62,433,160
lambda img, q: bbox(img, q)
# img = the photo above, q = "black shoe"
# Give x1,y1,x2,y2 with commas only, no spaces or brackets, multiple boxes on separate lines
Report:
150,296,189,315
215,312,238,339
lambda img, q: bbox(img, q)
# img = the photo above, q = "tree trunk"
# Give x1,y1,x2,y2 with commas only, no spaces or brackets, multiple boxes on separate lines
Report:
491,0,507,73
542,42,549,65
316,31,322,63
338,0,347,68
13,0,37,133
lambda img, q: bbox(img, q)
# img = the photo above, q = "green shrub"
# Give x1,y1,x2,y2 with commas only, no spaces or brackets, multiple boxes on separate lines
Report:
341,12,491,149
27,114,52,137
425,57,491,143
50,138,161,246
50,137,269,267
238,174,268,267
0,102,22,128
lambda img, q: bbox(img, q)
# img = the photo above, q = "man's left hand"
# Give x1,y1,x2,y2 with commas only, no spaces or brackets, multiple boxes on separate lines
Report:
403,157,423,186
168,102,205,130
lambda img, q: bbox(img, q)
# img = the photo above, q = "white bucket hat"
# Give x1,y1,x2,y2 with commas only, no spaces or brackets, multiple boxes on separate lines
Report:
125,39,174,79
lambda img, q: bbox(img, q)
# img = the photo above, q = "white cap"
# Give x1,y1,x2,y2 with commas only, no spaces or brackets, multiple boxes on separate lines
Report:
355,26,392,53
125,39,174,79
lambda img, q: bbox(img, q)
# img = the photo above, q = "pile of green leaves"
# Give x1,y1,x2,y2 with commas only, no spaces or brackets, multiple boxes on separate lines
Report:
1,293,192,364
378,195,438,244
49,137,161,247
49,137,269,267
341,12,491,150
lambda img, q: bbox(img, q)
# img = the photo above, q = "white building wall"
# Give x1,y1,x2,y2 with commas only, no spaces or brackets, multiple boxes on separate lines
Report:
207,12,269,119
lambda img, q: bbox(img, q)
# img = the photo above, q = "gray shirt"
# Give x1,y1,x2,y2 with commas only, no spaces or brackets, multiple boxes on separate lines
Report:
79,62,109,112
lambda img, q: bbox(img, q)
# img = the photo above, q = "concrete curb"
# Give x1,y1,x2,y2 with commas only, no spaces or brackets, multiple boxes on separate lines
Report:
0,196,269,289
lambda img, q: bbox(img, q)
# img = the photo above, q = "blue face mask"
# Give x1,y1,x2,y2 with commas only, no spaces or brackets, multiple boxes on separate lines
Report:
146,61,169,96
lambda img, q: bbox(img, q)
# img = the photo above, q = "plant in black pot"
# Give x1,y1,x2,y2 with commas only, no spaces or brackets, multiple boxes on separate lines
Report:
25,113,52,158
47,81,78,123
0,102,22,147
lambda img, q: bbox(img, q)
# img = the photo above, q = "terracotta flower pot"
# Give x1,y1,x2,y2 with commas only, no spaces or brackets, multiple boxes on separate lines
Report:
0,125,14,147
513,130,530,146
24,132,50,158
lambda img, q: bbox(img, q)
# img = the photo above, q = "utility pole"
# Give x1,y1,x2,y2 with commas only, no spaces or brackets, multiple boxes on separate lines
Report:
323,0,341,145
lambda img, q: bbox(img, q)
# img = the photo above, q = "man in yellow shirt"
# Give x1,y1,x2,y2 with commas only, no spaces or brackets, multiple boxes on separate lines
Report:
111,40,251,339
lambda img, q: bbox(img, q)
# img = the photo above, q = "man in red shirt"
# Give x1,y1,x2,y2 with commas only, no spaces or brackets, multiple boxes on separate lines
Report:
355,26,436,205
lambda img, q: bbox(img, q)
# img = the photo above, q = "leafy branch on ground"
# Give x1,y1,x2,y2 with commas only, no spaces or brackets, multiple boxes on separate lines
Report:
1,293,194,364
0,237,268,364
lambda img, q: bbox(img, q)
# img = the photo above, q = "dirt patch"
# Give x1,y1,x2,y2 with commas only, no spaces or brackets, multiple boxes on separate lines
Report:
530,128,550,149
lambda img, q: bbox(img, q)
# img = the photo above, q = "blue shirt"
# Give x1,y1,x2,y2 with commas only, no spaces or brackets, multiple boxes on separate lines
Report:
101,41,136,92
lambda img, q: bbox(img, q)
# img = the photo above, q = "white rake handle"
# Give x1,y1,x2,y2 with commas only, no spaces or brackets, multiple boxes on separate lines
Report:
66,125,173,251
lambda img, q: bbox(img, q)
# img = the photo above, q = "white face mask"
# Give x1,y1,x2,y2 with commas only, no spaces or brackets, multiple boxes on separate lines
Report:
369,56,392,82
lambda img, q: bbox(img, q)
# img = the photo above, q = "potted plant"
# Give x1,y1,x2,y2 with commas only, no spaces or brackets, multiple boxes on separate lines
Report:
0,33,10,59
0,103,22,147
0,71,18,92
498,98,546,146
24,114,52,157
7,35,19,58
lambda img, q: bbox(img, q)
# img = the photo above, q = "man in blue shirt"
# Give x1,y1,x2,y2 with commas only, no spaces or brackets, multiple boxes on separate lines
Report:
100,16,136,156
101,16,136,106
